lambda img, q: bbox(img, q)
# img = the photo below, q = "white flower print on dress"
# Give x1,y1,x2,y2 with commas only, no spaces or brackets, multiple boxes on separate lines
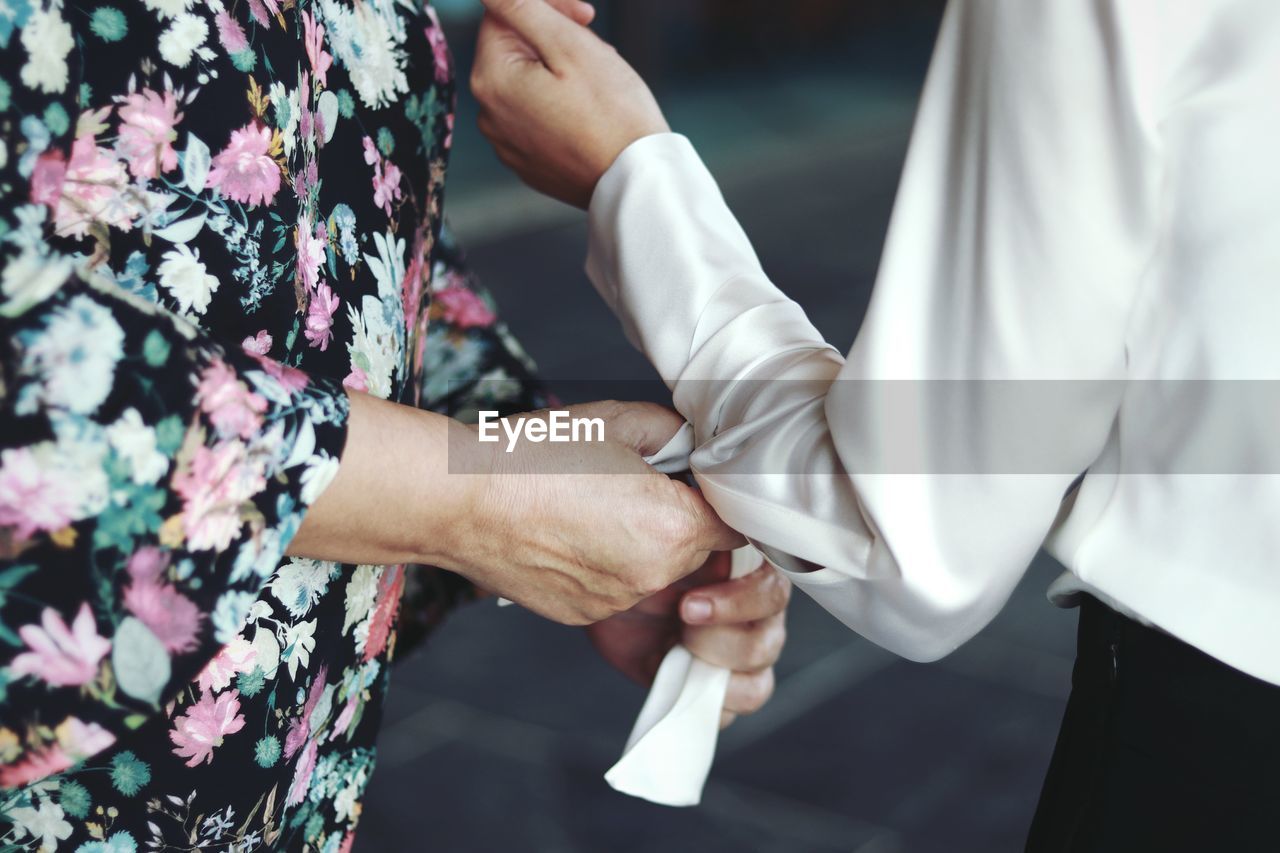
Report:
319,0,408,109
212,590,259,645
0,248,74,316
7,799,72,850
281,619,317,680
144,0,196,19
18,295,125,416
342,565,379,635
158,244,221,315
19,9,74,94
299,450,341,506
271,558,333,619
158,12,209,68
345,296,398,400
107,408,170,485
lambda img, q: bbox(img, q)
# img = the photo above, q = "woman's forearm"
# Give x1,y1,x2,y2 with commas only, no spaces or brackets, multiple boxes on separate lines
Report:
289,391,481,569
288,393,744,625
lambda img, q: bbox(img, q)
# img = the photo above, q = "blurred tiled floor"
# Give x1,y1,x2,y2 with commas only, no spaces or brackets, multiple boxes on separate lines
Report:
356,18,1081,853
356,575,1075,853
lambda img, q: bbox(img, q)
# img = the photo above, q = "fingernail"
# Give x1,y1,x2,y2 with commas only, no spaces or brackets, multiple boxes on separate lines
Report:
683,596,713,623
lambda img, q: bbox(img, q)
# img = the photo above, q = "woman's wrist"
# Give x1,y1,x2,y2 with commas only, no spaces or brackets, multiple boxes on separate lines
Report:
289,392,493,572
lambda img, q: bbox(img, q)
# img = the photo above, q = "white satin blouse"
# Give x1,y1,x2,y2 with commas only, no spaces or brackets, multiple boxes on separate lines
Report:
584,0,1280,683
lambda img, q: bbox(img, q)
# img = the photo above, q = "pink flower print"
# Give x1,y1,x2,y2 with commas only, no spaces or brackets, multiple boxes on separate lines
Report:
241,330,273,356
0,447,80,539
294,157,320,201
0,717,115,786
56,133,134,238
302,11,332,88
10,603,111,688
195,636,257,693
115,89,182,180
283,716,309,761
342,365,368,393
424,9,452,84
304,283,340,351
372,160,402,217
169,691,246,767
0,745,73,787
329,694,358,743
362,135,403,216
401,237,426,332
295,221,326,295
55,716,116,759
173,440,267,552
29,150,67,208
127,547,168,584
247,0,280,27
214,10,249,54
249,354,309,396
436,286,496,330
206,123,281,207
124,579,202,654
362,566,403,662
286,739,318,806
297,71,314,144
195,360,269,440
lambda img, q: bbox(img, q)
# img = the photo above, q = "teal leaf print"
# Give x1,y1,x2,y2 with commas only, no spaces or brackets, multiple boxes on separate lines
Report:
42,102,69,136
237,666,265,697
152,212,205,244
0,564,37,591
109,752,151,797
57,780,91,819
180,135,210,195
77,830,138,852
142,330,170,368
231,49,256,73
89,6,127,42
336,89,355,118
111,618,171,705
153,414,184,454
254,735,281,768
376,127,394,157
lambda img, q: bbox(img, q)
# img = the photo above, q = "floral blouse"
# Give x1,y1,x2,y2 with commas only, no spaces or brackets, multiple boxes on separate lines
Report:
0,0,546,849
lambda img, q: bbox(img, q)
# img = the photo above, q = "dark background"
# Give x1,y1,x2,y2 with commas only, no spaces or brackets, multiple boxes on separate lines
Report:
356,3,1080,851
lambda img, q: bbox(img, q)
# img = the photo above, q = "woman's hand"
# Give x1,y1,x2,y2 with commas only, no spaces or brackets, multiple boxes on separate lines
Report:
292,395,743,626
449,401,745,624
471,0,669,208
587,553,791,728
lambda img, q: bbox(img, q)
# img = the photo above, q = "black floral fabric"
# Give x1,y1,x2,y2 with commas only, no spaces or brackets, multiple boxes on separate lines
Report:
0,0,546,849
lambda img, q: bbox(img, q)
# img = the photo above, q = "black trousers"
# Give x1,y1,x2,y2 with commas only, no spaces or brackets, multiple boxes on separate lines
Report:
1025,596,1280,852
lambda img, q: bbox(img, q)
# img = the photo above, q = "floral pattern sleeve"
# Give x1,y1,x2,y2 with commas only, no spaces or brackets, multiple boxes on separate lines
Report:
0,0,534,845
0,256,350,787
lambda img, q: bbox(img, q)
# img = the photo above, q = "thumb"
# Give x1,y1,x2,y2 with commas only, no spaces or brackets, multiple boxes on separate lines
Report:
544,0,595,26
479,0,590,70
569,401,685,459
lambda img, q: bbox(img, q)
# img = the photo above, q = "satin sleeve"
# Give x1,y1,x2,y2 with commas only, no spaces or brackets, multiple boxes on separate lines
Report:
585,0,1163,660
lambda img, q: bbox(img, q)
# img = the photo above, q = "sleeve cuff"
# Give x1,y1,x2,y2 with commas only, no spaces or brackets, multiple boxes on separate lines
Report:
586,133,766,385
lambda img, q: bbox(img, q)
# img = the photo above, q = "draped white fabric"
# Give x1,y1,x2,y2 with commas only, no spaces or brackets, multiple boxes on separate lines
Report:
605,426,760,808
585,0,1280,685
